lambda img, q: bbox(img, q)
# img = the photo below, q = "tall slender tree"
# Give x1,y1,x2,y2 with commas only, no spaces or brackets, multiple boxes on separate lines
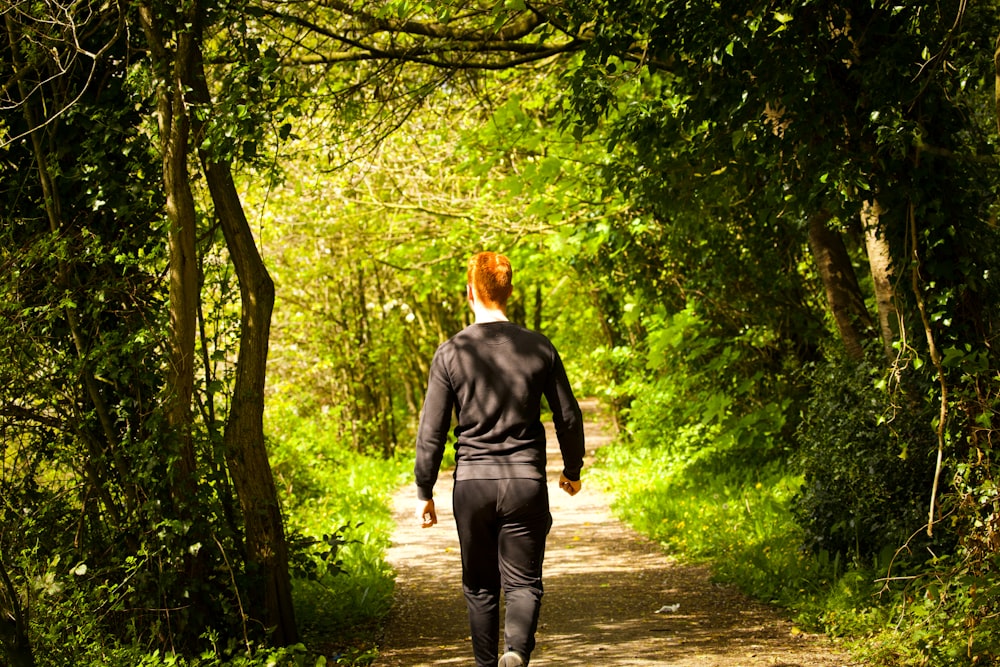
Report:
138,0,298,643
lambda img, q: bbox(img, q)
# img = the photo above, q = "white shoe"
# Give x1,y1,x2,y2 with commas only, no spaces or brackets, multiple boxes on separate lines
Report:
498,651,524,667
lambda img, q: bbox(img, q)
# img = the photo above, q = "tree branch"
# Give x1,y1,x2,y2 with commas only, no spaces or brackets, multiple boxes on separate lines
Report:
316,0,548,41
0,1,126,148
247,4,584,70
0,404,63,430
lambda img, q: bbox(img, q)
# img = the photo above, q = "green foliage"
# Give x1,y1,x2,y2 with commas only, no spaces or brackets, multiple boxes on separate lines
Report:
601,350,1000,666
793,359,947,561
595,441,848,610
623,303,795,466
563,0,1000,219
8,548,314,667
6,0,1000,664
267,400,408,655
0,6,218,655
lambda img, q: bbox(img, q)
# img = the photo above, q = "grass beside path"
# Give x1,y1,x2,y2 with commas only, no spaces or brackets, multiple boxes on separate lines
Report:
592,432,884,664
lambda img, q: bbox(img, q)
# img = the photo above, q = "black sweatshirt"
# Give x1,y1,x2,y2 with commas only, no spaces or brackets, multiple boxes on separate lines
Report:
414,321,585,501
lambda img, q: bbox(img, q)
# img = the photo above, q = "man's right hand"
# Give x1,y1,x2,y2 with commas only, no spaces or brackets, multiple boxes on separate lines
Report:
559,472,582,496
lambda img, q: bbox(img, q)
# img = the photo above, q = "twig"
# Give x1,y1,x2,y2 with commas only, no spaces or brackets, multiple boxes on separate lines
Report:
214,533,251,654
907,202,948,537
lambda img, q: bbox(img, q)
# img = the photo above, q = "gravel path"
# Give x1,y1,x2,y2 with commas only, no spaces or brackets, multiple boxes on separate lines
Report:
373,402,860,666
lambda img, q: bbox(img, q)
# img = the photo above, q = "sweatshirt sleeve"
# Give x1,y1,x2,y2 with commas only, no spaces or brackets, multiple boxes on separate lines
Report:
545,348,585,481
414,345,454,501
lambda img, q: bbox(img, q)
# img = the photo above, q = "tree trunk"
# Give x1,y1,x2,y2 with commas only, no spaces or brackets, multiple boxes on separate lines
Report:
807,210,873,361
590,287,627,432
994,31,1000,134
139,2,297,641
0,556,35,667
200,156,298,645
533,284,543,332
862,199,898,362
188,60,298,643
137,1,199,485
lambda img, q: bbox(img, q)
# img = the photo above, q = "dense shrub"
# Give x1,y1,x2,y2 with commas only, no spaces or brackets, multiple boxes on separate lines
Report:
793,359,951,561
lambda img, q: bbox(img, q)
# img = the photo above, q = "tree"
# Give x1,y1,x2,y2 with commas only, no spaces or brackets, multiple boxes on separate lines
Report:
551,0,1000,610
558,0,999,362
2,0,299,651
138,0,298,644
807,210,873,362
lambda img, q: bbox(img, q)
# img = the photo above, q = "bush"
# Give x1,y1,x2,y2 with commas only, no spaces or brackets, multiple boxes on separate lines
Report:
793,359,950,562
267,399,409,658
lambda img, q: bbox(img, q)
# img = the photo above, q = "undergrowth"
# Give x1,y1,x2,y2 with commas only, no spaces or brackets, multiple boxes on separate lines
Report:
19,403,410,667
594,435,1000,666
268,401,412,665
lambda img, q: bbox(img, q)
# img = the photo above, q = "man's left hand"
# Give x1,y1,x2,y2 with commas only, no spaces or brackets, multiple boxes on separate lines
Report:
419,498,437,527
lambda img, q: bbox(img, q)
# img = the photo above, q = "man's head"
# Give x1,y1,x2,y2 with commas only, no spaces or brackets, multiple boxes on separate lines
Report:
467,252,513,309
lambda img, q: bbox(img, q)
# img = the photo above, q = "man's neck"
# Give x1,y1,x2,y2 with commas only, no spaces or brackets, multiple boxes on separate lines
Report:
471,302,508,323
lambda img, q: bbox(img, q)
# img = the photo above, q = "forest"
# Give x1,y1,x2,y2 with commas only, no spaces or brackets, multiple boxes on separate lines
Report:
1,0,999,665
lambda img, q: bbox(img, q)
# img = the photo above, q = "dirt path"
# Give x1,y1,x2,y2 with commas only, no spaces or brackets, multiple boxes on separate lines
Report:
374,402,860,666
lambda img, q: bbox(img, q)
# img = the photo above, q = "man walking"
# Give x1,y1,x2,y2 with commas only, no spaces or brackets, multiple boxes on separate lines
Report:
414,251,585,667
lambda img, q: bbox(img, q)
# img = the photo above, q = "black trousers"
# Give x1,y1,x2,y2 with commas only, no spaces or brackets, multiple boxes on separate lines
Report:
453,478,552,667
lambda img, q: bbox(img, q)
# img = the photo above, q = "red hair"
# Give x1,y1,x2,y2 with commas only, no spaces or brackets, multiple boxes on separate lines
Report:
467,252,513,308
